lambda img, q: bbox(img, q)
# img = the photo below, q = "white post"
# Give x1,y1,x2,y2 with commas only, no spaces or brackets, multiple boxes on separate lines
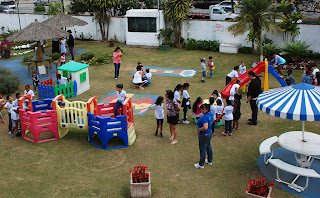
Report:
302,121,305,142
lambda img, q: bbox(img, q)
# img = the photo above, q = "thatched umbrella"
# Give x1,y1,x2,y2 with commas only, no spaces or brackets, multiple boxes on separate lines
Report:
44,13,88,28
7,19,69,66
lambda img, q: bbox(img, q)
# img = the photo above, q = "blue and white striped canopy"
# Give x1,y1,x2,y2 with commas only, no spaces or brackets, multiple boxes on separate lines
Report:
257,83,320,121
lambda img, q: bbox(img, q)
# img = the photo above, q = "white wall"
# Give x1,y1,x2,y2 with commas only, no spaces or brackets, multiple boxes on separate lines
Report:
125,9,165,46
1,13,320,52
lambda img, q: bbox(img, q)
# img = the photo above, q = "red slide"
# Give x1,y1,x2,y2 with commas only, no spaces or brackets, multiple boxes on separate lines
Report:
221,62,265,99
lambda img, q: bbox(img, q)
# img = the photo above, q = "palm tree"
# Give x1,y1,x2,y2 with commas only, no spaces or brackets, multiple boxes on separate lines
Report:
228,0,279,61
164,0,191,48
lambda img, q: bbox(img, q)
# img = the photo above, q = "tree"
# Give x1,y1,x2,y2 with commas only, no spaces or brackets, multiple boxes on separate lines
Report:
83,0,120,41
47,2,63,16
228,0,279,61
68,0,93,14
164,0,191,48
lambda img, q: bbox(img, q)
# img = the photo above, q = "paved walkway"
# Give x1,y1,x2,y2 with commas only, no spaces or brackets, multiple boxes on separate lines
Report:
0,48,87,84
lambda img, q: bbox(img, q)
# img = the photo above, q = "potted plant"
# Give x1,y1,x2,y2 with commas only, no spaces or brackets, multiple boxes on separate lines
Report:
246,178,274,198
0,41,14,59
129,165,151,198
156,28,173,51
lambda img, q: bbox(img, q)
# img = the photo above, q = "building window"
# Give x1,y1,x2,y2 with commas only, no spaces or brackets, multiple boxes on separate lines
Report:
128,17,157,32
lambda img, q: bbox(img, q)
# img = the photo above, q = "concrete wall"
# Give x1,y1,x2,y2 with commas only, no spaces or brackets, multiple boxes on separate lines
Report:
1,13,320,52
125,9,165,46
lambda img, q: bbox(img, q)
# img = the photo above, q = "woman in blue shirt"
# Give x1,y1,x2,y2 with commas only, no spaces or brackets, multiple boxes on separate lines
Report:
194,104,214,169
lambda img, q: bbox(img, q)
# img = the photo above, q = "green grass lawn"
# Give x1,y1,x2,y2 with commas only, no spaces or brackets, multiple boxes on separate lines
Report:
1,41,319,197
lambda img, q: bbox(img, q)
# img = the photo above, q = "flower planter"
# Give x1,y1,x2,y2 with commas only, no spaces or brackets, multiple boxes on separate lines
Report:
160,45,169,51
246,187,272,198
4,50,10,59
130,172,151,198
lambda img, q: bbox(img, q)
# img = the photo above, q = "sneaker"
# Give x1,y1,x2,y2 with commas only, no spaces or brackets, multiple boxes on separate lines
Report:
183,120,190,124
170,140,178,145
221,132,228,136
16,132,22,137
8,131,12,135
139,87,144,90
115,78,118,80
160,133,163,138
201,80,205,83
205,159,212,165
228,133,232,136
155,131,158,136
169,137,173,141
194,163,204,169
10,134,15,138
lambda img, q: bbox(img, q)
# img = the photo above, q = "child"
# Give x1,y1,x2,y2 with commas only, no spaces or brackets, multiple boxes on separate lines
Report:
221,99,234,136
32,71,39,92
192,97,203,121
226,66,239,86
229,79,241,101
211,90,224,106
285,69,296,86
302,70,312,84
208,56,215,78
271,52,286,77
174,84,183,123
311,63,319,84
200,58,207,83
114,84,127,116
10,106,19,138
61,53,66,65
4,95,13,137
239,61,246,76
145,68,152,85
181,83,190,124
215,99,224,123
0,95,5,123
57,73,62,85
24,85,35,100
233,94,242,131
209,97,217,129
151,96,164,138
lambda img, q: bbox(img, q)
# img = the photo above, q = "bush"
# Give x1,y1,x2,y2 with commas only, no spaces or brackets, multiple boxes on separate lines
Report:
306,51,320,59
0,68,20,94
96,56,105,63
185,38,220,51
81,52,95,61
34,5,46,12
23,54,33,62
282,40,311,61
263,44,280,57
47,52,60,61
239,46,253,54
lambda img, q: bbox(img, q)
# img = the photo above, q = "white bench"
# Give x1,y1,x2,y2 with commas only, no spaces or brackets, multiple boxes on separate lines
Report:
219,43,241,53
269,159,320,192
259,136,278,164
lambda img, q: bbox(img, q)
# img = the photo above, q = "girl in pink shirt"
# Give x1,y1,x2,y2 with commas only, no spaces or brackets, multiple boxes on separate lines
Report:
60,53,65,65
113,47,122,79
192,97,203,121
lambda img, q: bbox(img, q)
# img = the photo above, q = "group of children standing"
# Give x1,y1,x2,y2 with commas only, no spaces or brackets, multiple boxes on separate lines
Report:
0,85,34,138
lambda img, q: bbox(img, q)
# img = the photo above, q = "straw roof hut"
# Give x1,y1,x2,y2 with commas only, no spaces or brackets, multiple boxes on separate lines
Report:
7,19,69,66
44,13,88,28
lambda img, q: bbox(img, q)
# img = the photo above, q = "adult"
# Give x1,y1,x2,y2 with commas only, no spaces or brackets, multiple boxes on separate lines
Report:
246,71,262,125
132,65,147,90
271,52,286,77
194,104,214,169
113,47,122,79
67,30,75,61
60,37,67,54
165,90,180,145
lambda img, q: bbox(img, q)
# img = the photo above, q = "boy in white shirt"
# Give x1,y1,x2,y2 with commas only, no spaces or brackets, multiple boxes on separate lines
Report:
145,68,152,85
4,95,13,136
226,66,239,86
114,84,127,116
220,99,234,136
311,63,319,82
239,61,246,75
24,85,35,100
10,106,20,138
229,80,241,101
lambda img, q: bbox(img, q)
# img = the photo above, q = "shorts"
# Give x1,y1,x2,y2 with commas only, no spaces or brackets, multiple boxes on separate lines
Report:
167,114,179,125
202,71,207,77
156,119,163,126
12,120,18,128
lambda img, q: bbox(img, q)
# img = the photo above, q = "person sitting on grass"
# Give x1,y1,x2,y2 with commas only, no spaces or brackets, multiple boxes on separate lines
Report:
132,65,147,90
145,69,152,85
284,69,296,86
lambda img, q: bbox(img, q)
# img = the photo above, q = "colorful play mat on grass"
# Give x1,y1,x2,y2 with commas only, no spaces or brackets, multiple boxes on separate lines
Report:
129,66,198,78
99,92,159,116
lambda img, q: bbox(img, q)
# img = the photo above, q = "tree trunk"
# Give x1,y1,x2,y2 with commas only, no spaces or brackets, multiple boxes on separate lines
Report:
251,39,255,54
174,22,182,48
106,10,111,42
259,39,263,62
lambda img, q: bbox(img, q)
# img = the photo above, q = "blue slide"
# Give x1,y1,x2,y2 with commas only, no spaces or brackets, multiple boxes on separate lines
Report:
268,66,287,87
